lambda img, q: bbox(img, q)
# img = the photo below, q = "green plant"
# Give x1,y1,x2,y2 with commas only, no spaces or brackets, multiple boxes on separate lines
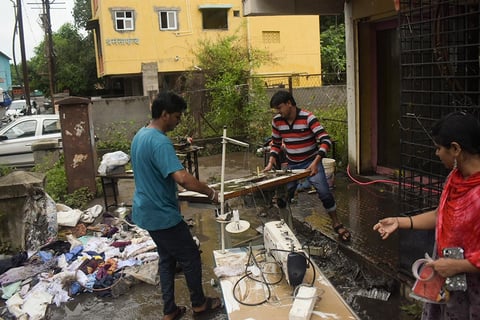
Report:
96,120,137,154
43,157,68,202
314,105,348,168
193,31,272,138
0,165,14,177
39,156,94,209
63,187,95,210
321,23,346,84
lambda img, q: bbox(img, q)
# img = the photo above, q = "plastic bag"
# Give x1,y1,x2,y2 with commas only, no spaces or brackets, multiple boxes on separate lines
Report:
97,151,130,175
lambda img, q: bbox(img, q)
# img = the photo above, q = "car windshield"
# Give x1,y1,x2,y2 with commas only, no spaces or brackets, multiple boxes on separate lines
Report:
3,120,36,139
9,101,27,110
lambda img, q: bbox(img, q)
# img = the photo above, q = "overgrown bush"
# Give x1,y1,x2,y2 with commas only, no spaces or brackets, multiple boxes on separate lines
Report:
315,105,348,168
193,32,272,138
36,156,95,210
96,120,139,155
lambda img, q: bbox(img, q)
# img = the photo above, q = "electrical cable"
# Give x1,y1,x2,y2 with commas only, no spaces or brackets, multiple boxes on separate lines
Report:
346,163,441,194
232,245,272,306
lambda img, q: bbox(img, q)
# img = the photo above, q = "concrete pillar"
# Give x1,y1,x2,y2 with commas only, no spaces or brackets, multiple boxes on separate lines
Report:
57,97,97,194
31,139,61,170
142,62,159,98
0,171,52,253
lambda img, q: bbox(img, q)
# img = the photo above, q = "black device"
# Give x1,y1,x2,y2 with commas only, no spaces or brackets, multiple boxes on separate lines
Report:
443,247,467,291
287,252,308,287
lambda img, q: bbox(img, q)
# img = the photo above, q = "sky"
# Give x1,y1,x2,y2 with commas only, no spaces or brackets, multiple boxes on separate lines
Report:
0,0,75,61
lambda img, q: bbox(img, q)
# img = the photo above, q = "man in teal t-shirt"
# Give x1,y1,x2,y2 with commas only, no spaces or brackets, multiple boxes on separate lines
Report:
131,92,222,320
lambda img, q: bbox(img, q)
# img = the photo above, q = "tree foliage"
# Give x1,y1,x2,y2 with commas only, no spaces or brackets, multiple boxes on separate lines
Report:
73,0,92,30
192,34,272,141
321,23,346,84
28,23,97,97
24,0,97,97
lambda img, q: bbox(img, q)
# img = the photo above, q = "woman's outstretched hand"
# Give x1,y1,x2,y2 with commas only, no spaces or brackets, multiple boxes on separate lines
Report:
373,217,399,240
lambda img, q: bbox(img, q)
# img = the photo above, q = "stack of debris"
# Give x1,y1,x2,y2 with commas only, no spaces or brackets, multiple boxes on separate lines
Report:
0,185,160,319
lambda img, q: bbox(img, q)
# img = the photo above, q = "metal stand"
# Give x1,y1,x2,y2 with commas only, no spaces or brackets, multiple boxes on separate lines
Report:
219,126,249,253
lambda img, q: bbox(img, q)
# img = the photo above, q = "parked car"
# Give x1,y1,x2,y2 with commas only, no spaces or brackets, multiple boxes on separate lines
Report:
5,99,37,117
0,114,61,168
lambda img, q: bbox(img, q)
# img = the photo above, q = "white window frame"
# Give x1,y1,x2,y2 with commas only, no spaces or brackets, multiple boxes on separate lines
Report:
114,10,134,31
159,10,178,31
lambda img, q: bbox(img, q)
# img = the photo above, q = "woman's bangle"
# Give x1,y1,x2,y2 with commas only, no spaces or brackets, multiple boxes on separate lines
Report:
409,216,413,229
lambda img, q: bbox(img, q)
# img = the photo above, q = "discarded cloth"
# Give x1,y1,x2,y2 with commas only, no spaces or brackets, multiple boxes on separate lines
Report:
56,204,83,227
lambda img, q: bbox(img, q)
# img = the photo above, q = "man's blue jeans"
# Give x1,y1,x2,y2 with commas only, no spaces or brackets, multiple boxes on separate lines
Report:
148,220,205,315
287,158,336,212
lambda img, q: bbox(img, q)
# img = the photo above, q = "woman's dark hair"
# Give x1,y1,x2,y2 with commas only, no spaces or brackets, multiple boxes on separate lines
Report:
151,91,187,119
269,90,296,108
431,111,480,154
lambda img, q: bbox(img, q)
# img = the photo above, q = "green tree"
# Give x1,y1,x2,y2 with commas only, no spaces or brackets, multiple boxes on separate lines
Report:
28,23,97,97
193,34,272,140
73,0,92,30
321,23,346,84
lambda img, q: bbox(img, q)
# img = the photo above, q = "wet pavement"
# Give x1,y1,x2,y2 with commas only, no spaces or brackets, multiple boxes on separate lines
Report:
43,152,418,320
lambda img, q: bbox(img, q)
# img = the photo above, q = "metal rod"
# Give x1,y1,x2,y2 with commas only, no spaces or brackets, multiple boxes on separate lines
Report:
219,126,249,254
220,126,227,253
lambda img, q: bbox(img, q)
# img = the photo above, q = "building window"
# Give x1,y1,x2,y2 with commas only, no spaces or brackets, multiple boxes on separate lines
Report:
201,8,228,30
263,31,280,44
159,10,178,30
115,11,134,31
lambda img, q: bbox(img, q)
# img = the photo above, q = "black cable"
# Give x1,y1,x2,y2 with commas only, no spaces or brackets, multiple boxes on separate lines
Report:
232,245,272,306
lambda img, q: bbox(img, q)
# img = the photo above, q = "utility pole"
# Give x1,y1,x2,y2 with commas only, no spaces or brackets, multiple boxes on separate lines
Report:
16,0,32,109
41,0,56,108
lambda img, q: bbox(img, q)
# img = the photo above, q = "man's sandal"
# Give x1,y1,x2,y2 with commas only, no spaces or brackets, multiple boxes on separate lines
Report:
162,306,186,320
334,224,351,242
193,297,223,316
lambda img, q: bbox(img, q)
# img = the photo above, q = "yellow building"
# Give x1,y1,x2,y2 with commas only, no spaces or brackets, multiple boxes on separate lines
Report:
88,0,321,96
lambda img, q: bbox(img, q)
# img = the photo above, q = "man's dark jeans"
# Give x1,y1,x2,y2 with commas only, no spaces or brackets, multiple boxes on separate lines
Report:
148,220,205,315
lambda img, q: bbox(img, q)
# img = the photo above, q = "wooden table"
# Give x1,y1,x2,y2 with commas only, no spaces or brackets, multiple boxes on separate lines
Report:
213,246,360,320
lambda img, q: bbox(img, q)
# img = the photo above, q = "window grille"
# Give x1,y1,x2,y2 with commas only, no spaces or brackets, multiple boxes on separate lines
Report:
398,0,480,214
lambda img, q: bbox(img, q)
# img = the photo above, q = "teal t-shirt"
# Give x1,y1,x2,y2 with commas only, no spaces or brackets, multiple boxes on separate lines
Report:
130,127,184,230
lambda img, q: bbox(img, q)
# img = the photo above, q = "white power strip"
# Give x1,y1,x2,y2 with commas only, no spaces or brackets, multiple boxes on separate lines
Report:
289,286,317,320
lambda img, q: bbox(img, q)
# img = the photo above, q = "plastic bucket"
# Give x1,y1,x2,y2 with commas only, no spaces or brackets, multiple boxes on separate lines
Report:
322,158,336,189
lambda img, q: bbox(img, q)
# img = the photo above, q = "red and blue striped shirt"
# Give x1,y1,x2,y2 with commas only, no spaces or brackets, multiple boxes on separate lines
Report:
270,108,332,164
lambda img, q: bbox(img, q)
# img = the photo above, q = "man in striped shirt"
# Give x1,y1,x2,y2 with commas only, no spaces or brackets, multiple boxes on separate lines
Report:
263,90,351,242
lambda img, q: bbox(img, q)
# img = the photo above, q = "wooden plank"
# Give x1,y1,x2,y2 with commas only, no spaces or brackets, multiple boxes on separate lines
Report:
178,169,310,203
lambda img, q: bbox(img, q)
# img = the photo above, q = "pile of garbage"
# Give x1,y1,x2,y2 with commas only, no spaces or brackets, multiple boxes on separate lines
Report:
0,191,160,320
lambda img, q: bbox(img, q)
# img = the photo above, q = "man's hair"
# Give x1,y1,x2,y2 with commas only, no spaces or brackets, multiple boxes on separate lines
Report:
151,91,187,119
269,90,296,108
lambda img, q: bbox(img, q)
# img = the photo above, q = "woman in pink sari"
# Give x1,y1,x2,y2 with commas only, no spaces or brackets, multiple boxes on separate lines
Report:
373,111,480,319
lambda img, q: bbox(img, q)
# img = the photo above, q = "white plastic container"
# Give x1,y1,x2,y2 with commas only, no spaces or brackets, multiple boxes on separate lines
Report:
322,158,336,189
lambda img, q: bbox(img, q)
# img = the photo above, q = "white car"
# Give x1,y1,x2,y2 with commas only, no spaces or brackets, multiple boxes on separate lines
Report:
0,114,61,168
5,100,37,117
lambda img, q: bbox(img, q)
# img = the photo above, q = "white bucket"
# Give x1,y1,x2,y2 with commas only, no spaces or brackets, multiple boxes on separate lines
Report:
322,158,336,189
